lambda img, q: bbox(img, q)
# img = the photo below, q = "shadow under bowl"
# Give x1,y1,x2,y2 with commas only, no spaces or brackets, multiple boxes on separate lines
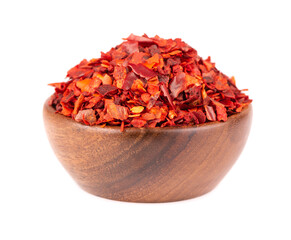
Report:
43,99,252,203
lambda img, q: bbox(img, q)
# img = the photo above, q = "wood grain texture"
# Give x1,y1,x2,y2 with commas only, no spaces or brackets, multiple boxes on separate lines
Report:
43,99,252,203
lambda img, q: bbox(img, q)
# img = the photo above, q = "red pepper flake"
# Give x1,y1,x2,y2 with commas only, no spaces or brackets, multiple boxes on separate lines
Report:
205,106,216,121
122,72,137,90
129,63,157,80
85,94,101,109
141,93,151,103
67,59,93,79
60,102,73,116
131,118,147,128
160,82,175,110
48,82,67,92
113,65,127,89
212,100,227,122
120,121,125,132
170,72,186,98
72,94,84,115
193,110,206,124
96,85,118,96
48,34,252,129
147,91,160,110
75,109,96,125
121,41,139,55
106,101,129,120
125,34,154,44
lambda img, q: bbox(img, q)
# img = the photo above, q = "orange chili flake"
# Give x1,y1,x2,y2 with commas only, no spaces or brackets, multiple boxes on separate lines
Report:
143,53,160,69
48,34,252,129
101,74,112,85
141,93,151,104
72,94,84,115
60,102,73,116
168,110,177,120
131,79,146,92
76,78,91,92
106,100,128,120
147,82,160,95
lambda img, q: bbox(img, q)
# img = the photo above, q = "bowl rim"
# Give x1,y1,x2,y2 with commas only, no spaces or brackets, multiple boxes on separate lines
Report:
44,98,252,133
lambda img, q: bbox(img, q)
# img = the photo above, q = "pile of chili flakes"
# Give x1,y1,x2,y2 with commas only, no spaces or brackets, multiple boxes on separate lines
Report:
49,34,252,130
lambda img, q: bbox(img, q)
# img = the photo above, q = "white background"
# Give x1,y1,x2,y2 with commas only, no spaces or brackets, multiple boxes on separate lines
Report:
1,0,290,239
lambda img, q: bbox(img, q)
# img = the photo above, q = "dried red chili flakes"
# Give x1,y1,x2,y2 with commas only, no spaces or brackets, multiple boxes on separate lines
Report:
193,110,206,124
48,82,67,92
131,118,147,128
113,65,127,88
141,93,151,103
48,34,252,129
129,63,157,80
67,59,94,80
105,100,129,121
170,72,186,98
205,105,216,122
75,109,97,125
122,72,137,90
96,85,118,96
85,94,102,109
72,94,84,115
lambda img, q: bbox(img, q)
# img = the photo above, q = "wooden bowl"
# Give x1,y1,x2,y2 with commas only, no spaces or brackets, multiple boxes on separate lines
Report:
43,99,252,203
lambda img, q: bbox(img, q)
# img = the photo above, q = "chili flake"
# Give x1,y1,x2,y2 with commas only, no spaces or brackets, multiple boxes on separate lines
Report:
48,34,252,130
